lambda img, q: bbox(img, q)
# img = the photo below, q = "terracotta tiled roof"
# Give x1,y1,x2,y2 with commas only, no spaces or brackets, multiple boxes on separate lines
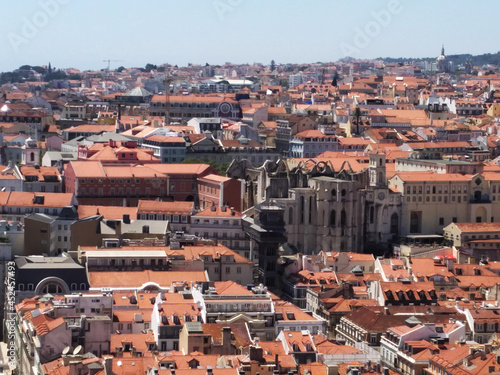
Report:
199,173,232,183
194,206,243,218
274,301,319,322
110,331,155,353
145,135,185,143
0,191,74,208
393,172,473,182
78,205,137,220
453,222,500,233
213,280,253,295
151,94,237,104
64,124,116,133
294,130,337,139
113,308,152,323
137,200,194,215
201,323,253,348
299,362,328,375
88,270,208,288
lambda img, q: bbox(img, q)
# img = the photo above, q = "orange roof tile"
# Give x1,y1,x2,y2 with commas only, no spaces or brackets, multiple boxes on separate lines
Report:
194,206,243,218
78,205,137,220
88,270,208,288
137,200,194,215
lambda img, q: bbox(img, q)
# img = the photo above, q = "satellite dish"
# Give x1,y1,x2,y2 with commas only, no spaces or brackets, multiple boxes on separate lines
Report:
73,345,83,355
62,346,71,355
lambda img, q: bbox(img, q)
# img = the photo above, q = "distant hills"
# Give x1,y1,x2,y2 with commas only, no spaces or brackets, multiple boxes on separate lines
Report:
379,51,500,67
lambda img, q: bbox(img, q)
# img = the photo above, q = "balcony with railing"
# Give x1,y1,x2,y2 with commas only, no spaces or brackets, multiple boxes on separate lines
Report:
470,193,491,204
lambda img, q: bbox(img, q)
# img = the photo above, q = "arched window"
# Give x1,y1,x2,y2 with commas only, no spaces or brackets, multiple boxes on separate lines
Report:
331,189,337,200
71,283,78,290
370,206,375,224
18,284,24,291
288,207,294,225
341,189,347,197
80,283,86,290
330,210,336,227
341,209,347,227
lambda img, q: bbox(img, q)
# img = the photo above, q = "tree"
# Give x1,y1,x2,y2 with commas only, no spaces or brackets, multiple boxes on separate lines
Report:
32,66,46,74
332,71,339,87
182,158,229,176
270,60,276,72
116,66,125,72
351,107,362,136
280,79,289,91
68,74,82,80
45,70,68,81
141,63,157,73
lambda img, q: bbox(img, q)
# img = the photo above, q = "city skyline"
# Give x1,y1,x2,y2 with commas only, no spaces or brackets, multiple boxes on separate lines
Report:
2,0,500,72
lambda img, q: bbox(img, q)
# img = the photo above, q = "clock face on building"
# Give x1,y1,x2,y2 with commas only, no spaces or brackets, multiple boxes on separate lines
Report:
151,179,161,189
378,192,386,201
219,102,231,115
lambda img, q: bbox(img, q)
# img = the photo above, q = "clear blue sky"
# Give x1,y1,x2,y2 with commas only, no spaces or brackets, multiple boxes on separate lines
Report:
1,0,500,72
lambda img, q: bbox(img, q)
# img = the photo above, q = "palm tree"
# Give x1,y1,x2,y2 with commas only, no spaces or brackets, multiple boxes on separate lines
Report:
352,107,362,136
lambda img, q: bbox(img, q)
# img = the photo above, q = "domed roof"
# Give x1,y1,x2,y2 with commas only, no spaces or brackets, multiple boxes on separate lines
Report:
437,45,447,61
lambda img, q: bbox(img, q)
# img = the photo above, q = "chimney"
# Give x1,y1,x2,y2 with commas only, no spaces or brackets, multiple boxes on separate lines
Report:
69,363,81,375
206,367,213,375
249,345,264,361
444,256,455,272
104,357,112,375
222,327,232,349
